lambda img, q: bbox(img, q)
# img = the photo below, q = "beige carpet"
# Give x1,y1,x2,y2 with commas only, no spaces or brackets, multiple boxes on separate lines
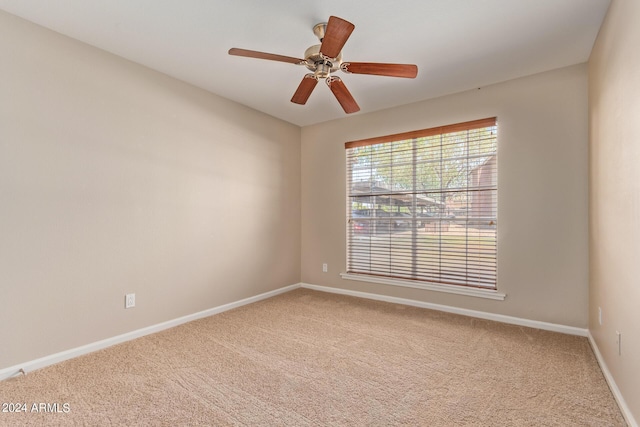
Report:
0,289,626,426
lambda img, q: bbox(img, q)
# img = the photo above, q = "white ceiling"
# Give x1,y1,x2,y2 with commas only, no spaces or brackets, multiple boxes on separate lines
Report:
0,0,610,126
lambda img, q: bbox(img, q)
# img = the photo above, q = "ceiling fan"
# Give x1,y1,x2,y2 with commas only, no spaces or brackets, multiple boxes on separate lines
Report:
228,16,418,114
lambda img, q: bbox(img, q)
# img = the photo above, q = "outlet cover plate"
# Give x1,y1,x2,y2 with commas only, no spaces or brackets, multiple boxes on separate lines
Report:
125,293,135,309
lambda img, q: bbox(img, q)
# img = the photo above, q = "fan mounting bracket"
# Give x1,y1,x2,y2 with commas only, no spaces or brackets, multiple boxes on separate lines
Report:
313,22,327,41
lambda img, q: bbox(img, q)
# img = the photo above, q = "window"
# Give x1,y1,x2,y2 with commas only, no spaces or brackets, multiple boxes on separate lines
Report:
345,118,497,291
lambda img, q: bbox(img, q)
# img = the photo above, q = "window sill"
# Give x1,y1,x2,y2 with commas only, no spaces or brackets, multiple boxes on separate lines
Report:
339,273,506,301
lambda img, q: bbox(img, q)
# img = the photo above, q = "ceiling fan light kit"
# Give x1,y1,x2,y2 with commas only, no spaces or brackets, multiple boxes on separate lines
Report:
229,16,418,114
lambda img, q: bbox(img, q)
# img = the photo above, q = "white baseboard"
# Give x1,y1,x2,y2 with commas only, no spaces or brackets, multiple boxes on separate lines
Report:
300,283,588,337
3,281,631,423
0,283,301,382
0,282,592,383
588,332,638,427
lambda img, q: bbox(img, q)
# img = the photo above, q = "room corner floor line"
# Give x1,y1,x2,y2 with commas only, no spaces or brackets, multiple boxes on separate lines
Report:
300,283,588,337
588,332,638,427
0,283,302,382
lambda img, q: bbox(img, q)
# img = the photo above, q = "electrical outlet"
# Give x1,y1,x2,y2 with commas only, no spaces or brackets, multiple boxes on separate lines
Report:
322,263,328,273
598,307,602,325
125,293,135,309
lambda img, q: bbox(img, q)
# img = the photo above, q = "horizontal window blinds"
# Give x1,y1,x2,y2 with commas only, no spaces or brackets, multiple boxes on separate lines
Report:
345,118,497,289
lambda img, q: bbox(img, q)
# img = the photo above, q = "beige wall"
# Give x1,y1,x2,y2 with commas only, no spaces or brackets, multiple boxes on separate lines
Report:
302,64,589,327
589,0,640,421
0,10,301,369
3,5,620,406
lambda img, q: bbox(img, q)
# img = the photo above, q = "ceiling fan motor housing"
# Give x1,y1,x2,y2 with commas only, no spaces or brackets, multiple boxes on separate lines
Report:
304,44,342,78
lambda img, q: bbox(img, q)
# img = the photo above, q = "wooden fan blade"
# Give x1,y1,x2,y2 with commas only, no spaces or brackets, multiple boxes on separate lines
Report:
291,75,319,105
342,62,418,78
327,77,360,114
228,48,304,64
320,16,355,59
